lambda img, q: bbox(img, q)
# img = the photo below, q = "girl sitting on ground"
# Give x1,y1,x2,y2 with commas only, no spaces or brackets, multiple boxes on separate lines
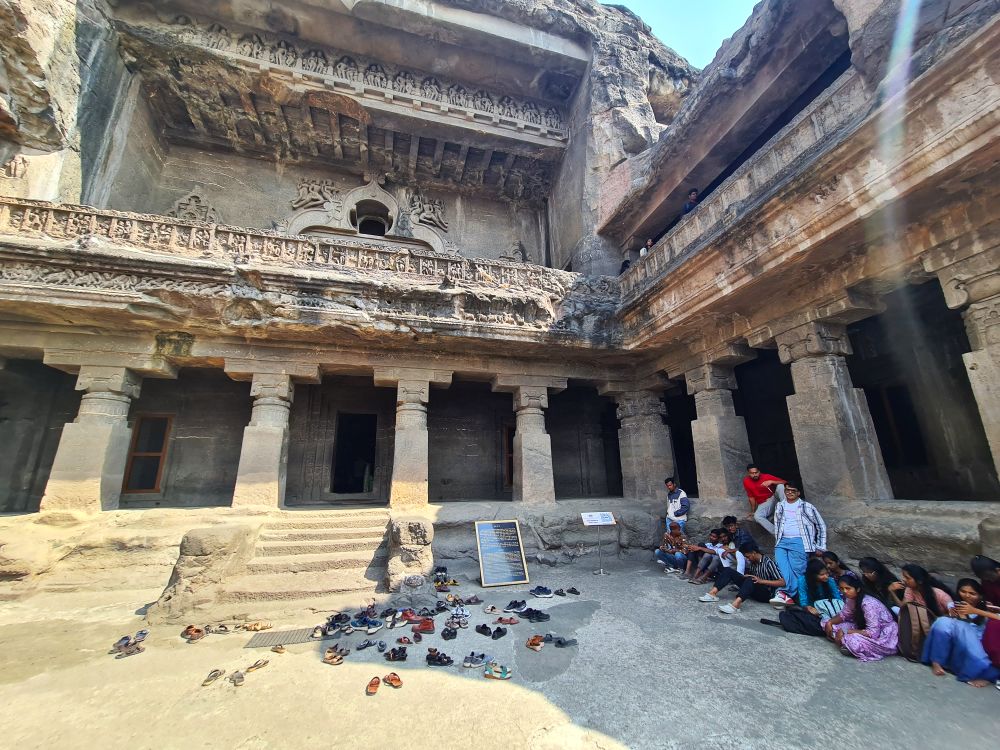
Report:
858,557,900,614
889,564,954,616
821,551,850,579
764,557,844,636
822,572,898,661
921,578,1000,687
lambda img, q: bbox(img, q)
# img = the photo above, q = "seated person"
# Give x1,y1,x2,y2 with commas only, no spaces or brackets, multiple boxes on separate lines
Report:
698,542,783,614
664,477,690,533
858,556,900,615
971,555,1000,603
763,558,843,637
722,515,754,550
922,578,1000,687
888,563,954,617
823,572,898,662
684,528,724,584
821,551,850,578
654,522,688,573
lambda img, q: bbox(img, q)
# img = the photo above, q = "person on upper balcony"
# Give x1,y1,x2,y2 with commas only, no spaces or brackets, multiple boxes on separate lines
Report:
639,238,654,257
682,188,700,215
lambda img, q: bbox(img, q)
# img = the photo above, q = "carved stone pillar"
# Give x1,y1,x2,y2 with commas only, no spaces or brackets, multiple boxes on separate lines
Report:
512,386,557,503
40,366,141,513
777,321,892,503
232,373,294,507
492,376,566,504
686,364,753,501
924,246,1000,479
375,367,452,507
614,390,674,501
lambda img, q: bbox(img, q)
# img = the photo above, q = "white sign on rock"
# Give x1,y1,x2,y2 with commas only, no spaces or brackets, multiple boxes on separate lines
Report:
581,511,616,526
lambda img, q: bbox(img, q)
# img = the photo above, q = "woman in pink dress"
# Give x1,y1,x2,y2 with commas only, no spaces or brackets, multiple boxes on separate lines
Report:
823,572,899,662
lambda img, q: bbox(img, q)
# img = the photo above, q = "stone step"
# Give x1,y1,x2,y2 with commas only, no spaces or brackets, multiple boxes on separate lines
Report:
263,517,389,531
255,538,387,556
219,570,382,604
259,527,389,542
246,549,389,575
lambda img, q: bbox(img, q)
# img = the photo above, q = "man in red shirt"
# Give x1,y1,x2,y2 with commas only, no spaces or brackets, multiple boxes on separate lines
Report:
742,463,785,535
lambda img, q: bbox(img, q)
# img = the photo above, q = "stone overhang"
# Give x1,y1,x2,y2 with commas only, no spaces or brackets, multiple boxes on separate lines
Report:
0,198,624,364
615,14,1000,376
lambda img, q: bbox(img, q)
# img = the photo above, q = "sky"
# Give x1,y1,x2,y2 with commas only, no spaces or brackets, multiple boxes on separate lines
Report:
615,0,761,68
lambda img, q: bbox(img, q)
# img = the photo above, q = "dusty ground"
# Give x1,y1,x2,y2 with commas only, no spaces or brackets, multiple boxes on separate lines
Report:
0,557,996,750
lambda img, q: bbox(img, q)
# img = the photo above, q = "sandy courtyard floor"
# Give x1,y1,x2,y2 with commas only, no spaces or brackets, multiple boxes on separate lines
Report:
0,557,997,749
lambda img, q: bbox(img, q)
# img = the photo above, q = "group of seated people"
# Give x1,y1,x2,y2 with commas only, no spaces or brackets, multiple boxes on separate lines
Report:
654,515,1000,688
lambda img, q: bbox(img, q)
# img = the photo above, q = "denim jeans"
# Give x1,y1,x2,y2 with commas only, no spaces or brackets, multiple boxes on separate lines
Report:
655,549,687,569
774,536,807,598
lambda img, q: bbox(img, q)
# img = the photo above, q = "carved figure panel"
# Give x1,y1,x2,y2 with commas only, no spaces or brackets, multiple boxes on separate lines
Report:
291,179,344,215
406,189,448,231
167,190,221,223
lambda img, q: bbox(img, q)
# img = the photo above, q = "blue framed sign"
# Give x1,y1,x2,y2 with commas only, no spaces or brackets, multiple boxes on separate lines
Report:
475,520,530,587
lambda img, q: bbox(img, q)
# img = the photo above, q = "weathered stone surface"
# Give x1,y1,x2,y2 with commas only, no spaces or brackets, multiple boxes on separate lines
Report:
146,524,257,624
391,517,435,546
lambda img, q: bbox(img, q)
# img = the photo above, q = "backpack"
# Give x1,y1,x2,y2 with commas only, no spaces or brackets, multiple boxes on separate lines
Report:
897,602,935,661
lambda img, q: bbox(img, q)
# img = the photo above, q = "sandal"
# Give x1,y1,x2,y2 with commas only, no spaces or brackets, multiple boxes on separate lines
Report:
109,635,132,654
228,670,245,686
396,637,412,645
185,627,206,643
323,648,344,665
311,626,325,639
356,640,376,651
465,595,483,605
202,669,225,686
246,659,269,672
377,640,387,653
483,605,502,615
243,621,272,632
271,645,286,654
442,627,458,640
526,635,544,652
426,650,454,666
116,644,145,659
492,627,507,640
133,629,149,643
483,661,512,680
554,637,578,648
567,587,580,595
385,647,408,662
383,672,402,688
366,677,381,696
495,617,519,625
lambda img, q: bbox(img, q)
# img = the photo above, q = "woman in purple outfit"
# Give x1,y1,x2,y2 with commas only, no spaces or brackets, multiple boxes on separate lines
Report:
822,572,899,662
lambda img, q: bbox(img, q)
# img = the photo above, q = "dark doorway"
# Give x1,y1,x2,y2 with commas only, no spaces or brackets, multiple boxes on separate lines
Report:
665,390,698,496
846,282,999,500
358,218,387,236
332,413,378,494
733,350,802,487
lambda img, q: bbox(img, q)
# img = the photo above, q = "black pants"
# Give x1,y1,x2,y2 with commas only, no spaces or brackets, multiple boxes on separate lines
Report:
714,567,774,603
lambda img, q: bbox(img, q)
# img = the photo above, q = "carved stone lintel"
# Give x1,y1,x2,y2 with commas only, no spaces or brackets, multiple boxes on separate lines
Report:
776,321,851,364
75,365,142,399
615,390,665,421
167,190,221,223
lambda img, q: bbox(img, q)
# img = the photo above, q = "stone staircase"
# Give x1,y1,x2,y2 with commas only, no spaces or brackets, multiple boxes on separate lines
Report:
219,507,390,609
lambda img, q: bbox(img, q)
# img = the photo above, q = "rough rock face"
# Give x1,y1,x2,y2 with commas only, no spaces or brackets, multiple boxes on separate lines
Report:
386,516,434,591
146,524,258,624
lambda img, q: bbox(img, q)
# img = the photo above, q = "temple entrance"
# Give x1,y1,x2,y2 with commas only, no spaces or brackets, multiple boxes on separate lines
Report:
548,386,623,499
331,413,378,494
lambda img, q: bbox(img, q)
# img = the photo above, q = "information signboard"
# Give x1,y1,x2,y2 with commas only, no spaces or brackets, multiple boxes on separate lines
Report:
475,519,530,587
581,511,616,526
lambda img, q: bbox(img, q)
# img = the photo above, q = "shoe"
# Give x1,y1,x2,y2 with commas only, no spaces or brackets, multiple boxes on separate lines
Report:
435,601,450,613
567,587,580,595
483,605,502,615
476,624,493,637
442,627,458,641
522,609,551,623
503,600,527,613
718,604,740,615
427,650,454,666
385,647,408,662
770,591,793,609
491,626,507,640
356,639,376,650
411,618,435,634
463,652,483,668
451,606,471,618
495,617,519,625
526,635,544,651
655,559,667,566
413,632,423,643
377,641,387,652
529,586,553,598
484,661,512,680
554,589,566,597
445,579,459,587
465,595,483,605
396,637,412,645
380,608,397,619
271,644,286,654
663,567,678,575
418,607,436,617
366,620,383,634
434,566,448,575
435,585,450,592
698,593,720,603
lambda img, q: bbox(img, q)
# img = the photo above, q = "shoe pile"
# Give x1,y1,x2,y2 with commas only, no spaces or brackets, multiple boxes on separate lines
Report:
433,566,459,592
110,629,148,658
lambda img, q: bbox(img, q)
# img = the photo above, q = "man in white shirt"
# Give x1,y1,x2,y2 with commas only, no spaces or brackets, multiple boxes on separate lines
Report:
770,484,827,607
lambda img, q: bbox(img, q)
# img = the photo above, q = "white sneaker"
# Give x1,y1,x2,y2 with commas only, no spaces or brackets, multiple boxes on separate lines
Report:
718,604,740,614
663,567,678,575
655,559,667,566
769,590,792,609
698,593,720,603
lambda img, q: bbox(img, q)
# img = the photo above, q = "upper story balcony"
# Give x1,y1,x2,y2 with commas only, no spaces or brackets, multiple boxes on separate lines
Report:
619,65,872,306
0,198,620,354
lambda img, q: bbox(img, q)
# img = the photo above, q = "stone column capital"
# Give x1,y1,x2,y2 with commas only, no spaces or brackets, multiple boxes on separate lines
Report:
514,385,549,411
964,297,1000,351
685,363,738,395
614,390,665,421
922,245,1000,309
397,379,430,406
776,321,851,364
249,372,294,403
75,365,142,399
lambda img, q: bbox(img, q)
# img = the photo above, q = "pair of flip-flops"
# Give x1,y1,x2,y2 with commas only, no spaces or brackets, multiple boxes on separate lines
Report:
366,673,403,695
110,629,148,657
357,639,387,652
542,633,578,648
205,659,267,687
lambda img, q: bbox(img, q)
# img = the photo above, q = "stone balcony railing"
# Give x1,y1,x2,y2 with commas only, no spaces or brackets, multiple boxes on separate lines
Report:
619,67,873,304
0,197,620,344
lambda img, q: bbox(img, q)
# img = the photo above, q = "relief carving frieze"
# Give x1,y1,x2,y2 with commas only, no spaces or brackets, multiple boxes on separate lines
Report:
290,179,344,216
0,198,621,343
159,15,566,137
405,189,448,232
167,190,221,223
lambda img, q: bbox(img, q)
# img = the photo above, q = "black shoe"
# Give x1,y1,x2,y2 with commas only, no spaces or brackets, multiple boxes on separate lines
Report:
435,601,449,613
434,566,448,575
475,624,493,637
503,600,527,613
442,627,458,640
759,618,783,629
418,607,435,617
526,610,550,623
567,587,580,595
380,608,397,619
554,589,566,596
492,626,507,640
530,586,553,598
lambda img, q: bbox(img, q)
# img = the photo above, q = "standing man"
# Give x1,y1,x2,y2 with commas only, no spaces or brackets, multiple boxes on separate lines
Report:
664,477,690,533
682,188,700,214
742,464,785,534
770,484,827,607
